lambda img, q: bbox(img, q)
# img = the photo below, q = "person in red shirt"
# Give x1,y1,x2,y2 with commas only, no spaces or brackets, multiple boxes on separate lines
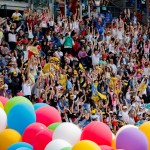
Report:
26,15,35,29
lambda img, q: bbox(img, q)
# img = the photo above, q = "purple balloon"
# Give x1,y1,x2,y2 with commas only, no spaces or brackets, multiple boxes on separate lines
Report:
116,127,148,150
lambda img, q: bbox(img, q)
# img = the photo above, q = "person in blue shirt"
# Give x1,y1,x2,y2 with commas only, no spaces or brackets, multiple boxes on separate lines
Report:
57,95,67,111
66,78,73,90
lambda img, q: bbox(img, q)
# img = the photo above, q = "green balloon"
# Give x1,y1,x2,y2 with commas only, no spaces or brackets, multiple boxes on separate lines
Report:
4,96,33,114
48,122,61,131
61,147,72,150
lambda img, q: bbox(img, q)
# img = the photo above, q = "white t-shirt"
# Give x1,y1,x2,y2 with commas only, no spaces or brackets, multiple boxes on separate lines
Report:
92,53,100,66
55,51,63,59
8,32,16,42
129,117,135,124
109,64,117,74
117,30,124,40
121,111,129,122
143,67,149,76
126,92,131,100
28,30,33,39
22,83,31,96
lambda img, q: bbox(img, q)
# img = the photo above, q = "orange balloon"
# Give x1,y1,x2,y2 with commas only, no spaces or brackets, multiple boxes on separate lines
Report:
0,101,4,109
0,129,22,150
111,133,116,150
139,121,150,150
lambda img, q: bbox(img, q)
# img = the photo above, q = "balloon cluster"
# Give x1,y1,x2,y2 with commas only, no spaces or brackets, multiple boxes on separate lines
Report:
0,96,149,150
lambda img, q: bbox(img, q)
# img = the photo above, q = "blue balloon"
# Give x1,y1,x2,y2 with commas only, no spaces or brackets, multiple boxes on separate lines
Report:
33,103,49,110
16,148,32,150
8,103,36,135
8,142,33,150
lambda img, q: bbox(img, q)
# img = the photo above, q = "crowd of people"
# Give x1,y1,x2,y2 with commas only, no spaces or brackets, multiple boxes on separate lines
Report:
0,3,150,133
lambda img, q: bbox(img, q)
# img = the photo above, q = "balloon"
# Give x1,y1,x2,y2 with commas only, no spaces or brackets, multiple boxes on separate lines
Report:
0,107,7,132
111,133,116,150
0,101,4,109
60,147,72,150
5,96,33,114
0,96,8,106
116,125,138,138
81,121,112,146
33,103,49,110
116,127,148,150
72,140,101,150
48,122,61,131
8,103,36,135
36,106,62,126
100,145,114,150
33,129,53,150
139,121,150,150
23,122,47,145
53,122,81,145
45,139,72,150
0,129,22,150
16,148,32,150
8,142,33,150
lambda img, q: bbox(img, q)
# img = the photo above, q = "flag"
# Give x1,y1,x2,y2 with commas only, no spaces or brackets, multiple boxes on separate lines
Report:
138,82,147,93
42,63,51,73
97,92,107,100
28,46,40,59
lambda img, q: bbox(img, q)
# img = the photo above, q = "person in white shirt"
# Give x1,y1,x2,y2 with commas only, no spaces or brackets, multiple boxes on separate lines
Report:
121,105,130,123
129,110,136,125
109,59,117,74
91,43,101,66
12,9,22,22
22,75,32,100
8,27,17,51
92,50,101,66
54,47,63,59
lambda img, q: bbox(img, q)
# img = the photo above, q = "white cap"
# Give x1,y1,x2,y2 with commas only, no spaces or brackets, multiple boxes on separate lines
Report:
123,106,127,109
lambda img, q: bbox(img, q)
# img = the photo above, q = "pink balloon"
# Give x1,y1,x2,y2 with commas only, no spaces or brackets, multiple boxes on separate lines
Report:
81,121,112,146
22,123,47,145
36,106,62,126
33,129,53,150
100,145,114,150
0,96,8,106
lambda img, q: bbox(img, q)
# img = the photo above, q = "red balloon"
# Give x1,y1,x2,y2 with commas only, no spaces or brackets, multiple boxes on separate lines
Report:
100,145,114,150
0,96,8,106
22,122,47,145
36,106,62,126
81,121,112,146
33,129,53,150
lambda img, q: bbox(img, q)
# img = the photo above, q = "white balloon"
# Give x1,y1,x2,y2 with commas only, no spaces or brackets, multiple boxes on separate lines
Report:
44,139,72,150
53,122,81,145
0,108,7,132
116,125,138,138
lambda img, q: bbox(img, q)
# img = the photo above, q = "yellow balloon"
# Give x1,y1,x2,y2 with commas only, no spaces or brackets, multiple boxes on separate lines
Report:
139,122,150,150
0,101,4,109
111,133,116,150
0,129,22,150
72,140,101,150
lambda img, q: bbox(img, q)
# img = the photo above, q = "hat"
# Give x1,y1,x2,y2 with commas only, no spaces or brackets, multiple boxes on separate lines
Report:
109,111,113,114
91,109,96,114
123,106,127,109
102,53,108,59
74,70,77,75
